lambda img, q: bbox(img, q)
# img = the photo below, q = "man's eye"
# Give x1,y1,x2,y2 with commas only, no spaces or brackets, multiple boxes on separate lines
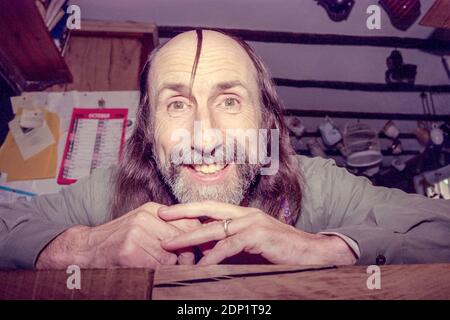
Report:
219,97,241,111
168,101,189,112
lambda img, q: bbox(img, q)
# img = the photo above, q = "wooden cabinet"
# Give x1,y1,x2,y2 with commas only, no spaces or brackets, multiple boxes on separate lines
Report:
47,20,159,91
0,0,72,94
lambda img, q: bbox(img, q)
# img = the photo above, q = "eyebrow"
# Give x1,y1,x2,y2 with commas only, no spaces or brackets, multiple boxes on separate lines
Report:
157,80,248,100
213,80,247,93
157,83,190,96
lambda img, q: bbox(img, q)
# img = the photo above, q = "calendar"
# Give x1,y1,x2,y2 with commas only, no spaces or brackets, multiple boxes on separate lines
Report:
57,108,128,185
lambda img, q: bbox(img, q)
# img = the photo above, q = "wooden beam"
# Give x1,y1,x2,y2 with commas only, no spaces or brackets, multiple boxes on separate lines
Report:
274,78,450,93
296,149,421,157
299,131,418,140
284,109,450,121
158,26,450,50
420,0,450,30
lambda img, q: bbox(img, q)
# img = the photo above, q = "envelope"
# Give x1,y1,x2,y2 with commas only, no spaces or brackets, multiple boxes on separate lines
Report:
0,108,60,181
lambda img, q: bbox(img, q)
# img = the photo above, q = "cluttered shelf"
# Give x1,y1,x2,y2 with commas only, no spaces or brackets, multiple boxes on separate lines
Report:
0,263,449,300
0,0,72,94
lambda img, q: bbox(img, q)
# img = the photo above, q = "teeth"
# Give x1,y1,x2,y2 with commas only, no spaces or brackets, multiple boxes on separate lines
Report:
193,164,225,174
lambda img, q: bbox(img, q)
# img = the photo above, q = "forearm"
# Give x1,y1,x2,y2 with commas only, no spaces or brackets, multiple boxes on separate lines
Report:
35,225,91,269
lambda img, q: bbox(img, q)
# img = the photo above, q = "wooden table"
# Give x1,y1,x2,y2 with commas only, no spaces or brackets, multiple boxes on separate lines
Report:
1,264,449,300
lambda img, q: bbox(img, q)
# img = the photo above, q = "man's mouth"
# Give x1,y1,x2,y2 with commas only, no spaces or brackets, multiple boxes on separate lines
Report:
184,163,231,183
192,163,226,174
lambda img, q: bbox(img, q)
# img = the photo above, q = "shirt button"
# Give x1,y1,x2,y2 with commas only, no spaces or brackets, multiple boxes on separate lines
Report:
376,254,386,265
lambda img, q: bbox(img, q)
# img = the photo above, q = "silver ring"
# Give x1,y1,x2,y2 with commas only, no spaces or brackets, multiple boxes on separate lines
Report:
223,218,232,237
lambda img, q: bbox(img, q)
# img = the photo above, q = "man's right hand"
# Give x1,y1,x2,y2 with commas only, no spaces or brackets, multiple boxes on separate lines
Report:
35,202,200,269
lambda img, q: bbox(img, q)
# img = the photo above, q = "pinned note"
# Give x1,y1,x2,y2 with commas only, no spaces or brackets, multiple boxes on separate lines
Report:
9,112,55,161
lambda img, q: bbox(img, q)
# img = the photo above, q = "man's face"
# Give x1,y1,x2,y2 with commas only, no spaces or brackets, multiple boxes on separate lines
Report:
149,30,262,204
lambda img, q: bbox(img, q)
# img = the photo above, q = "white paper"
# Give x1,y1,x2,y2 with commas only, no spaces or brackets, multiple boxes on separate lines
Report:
9,116,56,160
19,109,44,129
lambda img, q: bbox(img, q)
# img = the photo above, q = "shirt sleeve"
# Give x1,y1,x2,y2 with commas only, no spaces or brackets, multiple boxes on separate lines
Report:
298,156,450,265
0,168,112,269
319,231,361,258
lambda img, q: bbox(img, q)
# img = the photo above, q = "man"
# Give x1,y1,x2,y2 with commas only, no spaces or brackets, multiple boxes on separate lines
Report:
1,30,449,269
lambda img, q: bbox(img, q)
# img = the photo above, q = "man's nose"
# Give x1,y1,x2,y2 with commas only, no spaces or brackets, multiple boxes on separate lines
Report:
192,108,222,156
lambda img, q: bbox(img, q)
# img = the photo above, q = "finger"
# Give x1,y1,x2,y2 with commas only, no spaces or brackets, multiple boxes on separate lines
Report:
119,236,177,267
198,241,216,257
138,202,167,215
169,218,202,233
136,214,198,265
140,214,182,241
177,248,196,265
161,216,249,251
198,235,247,265
158,201,249,221
138,241,178,266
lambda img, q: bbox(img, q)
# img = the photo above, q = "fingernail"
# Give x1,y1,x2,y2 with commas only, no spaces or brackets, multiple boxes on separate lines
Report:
158,207,170,216
197,258,210,266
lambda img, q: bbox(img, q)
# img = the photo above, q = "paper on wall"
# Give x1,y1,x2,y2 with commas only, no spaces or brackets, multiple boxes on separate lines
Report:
9,113,56,160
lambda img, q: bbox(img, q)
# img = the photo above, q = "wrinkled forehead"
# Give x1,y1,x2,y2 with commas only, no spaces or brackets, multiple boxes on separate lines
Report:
149,30,259,94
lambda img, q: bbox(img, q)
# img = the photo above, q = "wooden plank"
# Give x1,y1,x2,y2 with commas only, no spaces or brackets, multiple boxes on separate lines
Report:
273,78,450,93
420,0,450,30
73,20,158,41
283,109,450,122
158,26,450,50
152,264,450,300
0,0,72,92
48,20,158,91
0,268,154,300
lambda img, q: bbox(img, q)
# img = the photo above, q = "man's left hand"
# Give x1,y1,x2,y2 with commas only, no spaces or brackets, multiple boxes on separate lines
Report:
158,201,357,266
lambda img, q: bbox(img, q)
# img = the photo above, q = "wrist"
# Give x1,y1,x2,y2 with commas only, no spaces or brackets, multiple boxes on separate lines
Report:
36,225,91,269
316,234,358,265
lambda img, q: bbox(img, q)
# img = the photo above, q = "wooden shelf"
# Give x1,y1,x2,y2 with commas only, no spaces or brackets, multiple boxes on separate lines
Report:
0,0,72,94
47,20,158,91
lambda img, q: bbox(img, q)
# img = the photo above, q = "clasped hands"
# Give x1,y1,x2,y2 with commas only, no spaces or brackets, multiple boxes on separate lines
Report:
150,200,356,267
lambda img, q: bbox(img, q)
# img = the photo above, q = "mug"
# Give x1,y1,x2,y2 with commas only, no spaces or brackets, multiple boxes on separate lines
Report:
414,122,430,146
286,116,305,137
392,158,406,171
430,124,444,146
382,120,400,139
307,138,327,158
318,118,342,146
390,139,403,155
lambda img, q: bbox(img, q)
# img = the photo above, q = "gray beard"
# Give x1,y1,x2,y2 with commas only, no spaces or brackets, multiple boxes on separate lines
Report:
156,160,259,205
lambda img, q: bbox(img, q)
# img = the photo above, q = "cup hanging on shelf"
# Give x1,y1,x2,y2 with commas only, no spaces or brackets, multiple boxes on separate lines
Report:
318,116,342,146
430,123,444,146
414,121,431,147
390,139,403,155
382,120,400,139
307,138,327,158
392,157,406,171
286,116,305,137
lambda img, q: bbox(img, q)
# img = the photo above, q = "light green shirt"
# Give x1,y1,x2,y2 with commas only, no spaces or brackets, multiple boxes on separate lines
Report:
1,155,449,269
